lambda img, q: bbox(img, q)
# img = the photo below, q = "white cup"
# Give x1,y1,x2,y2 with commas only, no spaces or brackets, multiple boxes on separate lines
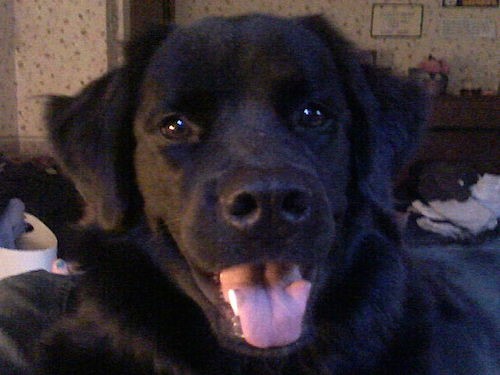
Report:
0,213,58,280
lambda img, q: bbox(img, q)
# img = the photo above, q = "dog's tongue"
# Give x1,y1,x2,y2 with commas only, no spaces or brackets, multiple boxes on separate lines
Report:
219,263,311,349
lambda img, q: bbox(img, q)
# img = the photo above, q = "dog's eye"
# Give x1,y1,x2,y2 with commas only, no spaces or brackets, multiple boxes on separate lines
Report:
297,104,331,129
159,114,192,140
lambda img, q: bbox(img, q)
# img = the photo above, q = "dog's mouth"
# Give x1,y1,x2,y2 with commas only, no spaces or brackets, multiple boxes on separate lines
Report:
190,261,314,351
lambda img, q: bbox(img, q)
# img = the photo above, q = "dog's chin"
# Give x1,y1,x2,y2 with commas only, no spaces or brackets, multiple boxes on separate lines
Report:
216,326,313,358
187,258,317,357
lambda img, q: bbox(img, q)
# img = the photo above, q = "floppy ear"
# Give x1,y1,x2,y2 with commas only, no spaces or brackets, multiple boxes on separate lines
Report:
298,16,429,209
46,26,172,231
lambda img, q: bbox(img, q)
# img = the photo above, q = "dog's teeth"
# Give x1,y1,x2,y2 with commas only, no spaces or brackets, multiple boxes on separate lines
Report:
231,315,244,338
290,264,302,279
280,264,303,286
228,289,239,316
227,289,244,338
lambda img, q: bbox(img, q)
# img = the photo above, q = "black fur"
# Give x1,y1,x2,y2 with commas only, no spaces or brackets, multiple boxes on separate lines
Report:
38,15,498,374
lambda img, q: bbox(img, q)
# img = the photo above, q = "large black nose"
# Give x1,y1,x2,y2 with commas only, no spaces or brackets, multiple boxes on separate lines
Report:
221,178,312,231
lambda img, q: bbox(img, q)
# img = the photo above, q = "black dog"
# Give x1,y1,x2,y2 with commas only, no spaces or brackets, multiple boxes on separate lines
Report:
38,14,498,374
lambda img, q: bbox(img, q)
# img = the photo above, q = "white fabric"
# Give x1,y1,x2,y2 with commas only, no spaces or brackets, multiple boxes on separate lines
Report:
410,173,500,238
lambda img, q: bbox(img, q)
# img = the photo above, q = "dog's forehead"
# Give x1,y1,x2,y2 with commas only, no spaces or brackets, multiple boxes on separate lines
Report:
145,16,334,96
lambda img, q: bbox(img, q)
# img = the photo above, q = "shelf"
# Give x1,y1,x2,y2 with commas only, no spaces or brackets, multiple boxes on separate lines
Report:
429,95,499,130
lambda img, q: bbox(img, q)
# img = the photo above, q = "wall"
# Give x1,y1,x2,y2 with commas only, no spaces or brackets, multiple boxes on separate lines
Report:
0,0,18,154
175,0,499,95
0,0,110,155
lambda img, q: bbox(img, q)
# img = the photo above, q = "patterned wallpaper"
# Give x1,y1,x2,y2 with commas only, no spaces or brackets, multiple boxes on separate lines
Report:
175,0,499,95
0,0,18,153
0,0,109,154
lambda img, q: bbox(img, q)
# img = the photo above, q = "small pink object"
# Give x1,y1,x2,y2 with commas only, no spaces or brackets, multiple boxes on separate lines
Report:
418,55,449,75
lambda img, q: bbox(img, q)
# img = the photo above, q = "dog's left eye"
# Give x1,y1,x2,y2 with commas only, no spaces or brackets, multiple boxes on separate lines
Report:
297,104,331,129
158,114,193,141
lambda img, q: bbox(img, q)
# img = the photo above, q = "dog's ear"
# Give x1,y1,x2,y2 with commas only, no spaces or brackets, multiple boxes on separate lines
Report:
298,16,429,208
46,26,172,231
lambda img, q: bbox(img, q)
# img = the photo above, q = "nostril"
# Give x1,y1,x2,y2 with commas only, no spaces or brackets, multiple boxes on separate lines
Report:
229,192,258,218
222,185,312,230
281,190,310,222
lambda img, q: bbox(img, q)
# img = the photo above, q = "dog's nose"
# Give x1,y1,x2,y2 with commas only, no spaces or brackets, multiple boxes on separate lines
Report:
221,184,312,230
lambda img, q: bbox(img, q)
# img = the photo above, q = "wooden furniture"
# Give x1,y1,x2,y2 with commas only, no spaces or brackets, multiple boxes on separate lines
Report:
396,95,499,188
414,95,499,167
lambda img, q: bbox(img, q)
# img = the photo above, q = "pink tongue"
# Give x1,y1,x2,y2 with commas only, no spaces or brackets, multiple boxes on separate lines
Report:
219,263,311,349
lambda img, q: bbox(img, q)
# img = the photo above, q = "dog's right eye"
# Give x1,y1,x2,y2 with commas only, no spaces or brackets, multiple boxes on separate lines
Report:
294,102,333,131
158,114,193,141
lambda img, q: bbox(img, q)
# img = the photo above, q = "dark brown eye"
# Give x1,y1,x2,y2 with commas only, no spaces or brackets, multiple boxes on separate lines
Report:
297,104,330,129
159,114,192,140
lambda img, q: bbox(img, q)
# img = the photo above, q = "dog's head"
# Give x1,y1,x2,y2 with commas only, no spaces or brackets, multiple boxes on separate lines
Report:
46,15,427,356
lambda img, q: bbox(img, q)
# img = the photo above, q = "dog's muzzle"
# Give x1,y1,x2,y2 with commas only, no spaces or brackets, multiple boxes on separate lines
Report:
181,168,334,350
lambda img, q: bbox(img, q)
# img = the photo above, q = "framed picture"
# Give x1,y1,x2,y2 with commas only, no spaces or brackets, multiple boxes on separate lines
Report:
371,4,424,38
442,0,498,7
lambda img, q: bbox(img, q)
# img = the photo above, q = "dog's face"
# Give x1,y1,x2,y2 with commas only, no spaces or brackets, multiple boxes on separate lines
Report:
134,16,350,354
46,15,427,357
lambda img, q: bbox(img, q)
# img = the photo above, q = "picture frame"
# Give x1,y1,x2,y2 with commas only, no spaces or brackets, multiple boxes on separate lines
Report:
442,0,498,7
371,4,424,38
